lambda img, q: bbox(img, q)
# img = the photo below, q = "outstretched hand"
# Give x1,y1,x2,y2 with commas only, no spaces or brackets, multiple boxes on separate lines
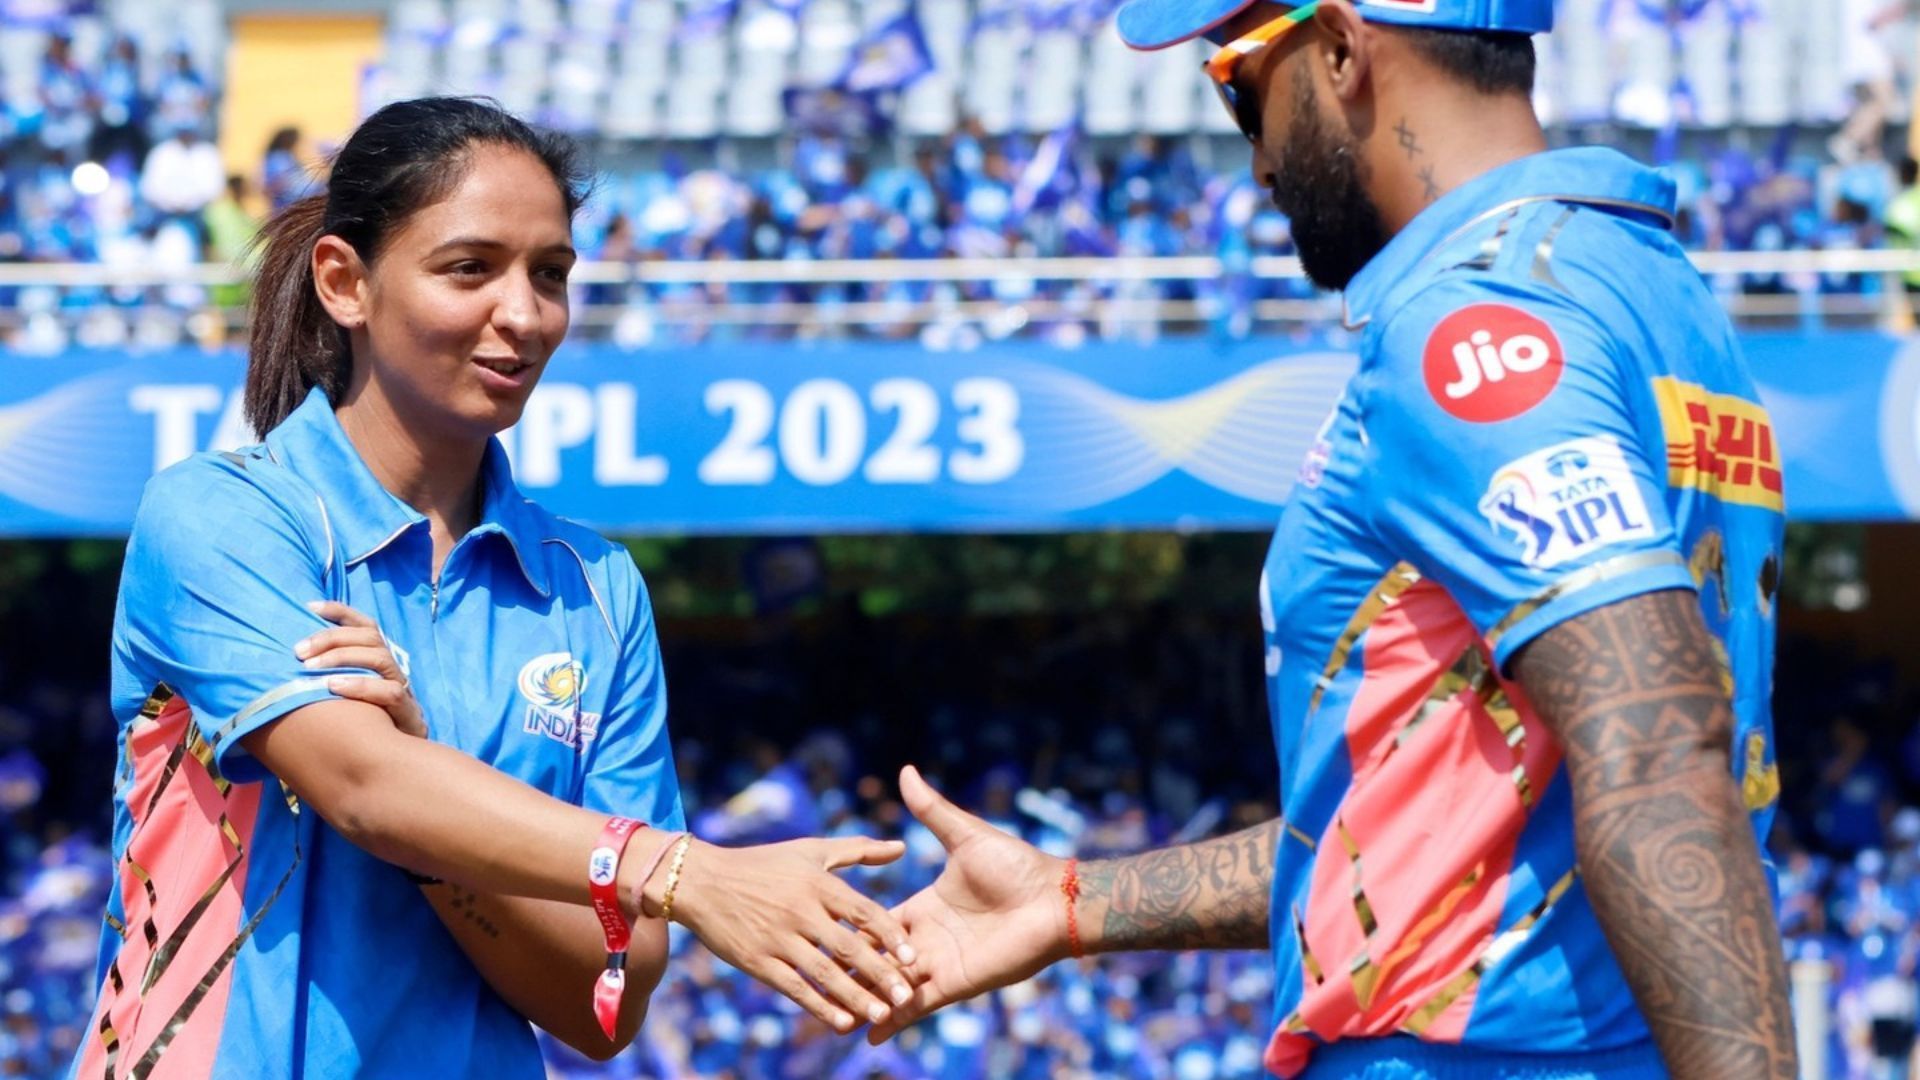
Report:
867,765,1073,1044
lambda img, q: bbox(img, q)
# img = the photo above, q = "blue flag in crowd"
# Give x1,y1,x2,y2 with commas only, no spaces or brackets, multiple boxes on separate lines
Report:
676,0,739,40
0,0,87,29
834,10,933,93
1012,120,1079,215
782,84,887,139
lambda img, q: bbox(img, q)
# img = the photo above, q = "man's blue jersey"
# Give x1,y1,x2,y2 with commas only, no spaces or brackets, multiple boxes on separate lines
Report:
75,388,684,1079
1259,148,1783,1076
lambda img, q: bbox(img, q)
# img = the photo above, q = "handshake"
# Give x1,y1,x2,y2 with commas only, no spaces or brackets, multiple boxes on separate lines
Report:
680,763,1097,1043
301,601,1269,1046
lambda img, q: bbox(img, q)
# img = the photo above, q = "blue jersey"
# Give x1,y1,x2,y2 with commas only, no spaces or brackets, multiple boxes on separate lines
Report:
75,388,684,1079
1258,149,1783,1076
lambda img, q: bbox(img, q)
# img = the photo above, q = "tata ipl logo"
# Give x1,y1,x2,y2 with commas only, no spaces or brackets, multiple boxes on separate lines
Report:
518,652,600,749
1479,435,1655,568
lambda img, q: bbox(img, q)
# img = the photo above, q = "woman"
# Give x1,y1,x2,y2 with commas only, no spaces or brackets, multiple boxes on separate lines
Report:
73,98,915,1079
261,126,307,213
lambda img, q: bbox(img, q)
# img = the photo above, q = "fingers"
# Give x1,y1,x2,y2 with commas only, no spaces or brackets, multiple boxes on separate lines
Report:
817,891,916,1002
867,995,921,1045
818,836,907,872
304,600,376,628
304,645,405,681
753,958,858,1034
898,765,979,852
294,627,387,665
325,676,427,738
324,675,409,709
797,928,900,1028
824,877,918,968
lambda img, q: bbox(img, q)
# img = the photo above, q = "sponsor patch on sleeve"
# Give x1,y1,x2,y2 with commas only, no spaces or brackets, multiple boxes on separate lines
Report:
1651,376,1785,512
1421,303,1565,423
1479,435,1656,568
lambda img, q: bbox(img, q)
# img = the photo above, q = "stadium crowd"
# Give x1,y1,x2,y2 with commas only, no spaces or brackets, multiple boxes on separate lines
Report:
4,598,1920,1079
0,0,1918,350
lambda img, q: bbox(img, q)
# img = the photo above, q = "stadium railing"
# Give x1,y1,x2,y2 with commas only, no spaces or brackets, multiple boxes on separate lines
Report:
2,249,1917,333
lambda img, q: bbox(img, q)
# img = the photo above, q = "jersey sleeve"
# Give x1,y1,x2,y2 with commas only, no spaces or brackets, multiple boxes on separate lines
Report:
114,455,363,784
1363,277,1697,671
578,550,685,831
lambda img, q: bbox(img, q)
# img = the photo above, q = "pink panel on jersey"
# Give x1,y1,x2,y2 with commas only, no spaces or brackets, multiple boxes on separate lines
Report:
1267,581,1564,1078
78,694,259,1079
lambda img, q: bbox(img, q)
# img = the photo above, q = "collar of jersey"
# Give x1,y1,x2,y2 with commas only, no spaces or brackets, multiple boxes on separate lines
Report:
1341,146,1678,330
266,387,553,597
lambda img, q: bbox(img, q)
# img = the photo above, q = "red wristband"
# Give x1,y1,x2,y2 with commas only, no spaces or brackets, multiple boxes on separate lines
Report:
588,817,645,1041
1062,857,1084,960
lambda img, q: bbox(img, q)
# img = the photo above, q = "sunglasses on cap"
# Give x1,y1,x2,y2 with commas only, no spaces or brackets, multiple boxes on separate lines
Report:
1203,0,1320,142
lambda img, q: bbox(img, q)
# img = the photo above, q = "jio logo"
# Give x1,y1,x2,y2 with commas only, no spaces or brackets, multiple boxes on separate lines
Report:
1421,304,1566,423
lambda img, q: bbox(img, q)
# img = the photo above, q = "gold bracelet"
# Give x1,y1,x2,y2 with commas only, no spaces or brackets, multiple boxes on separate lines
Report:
658,833,693,923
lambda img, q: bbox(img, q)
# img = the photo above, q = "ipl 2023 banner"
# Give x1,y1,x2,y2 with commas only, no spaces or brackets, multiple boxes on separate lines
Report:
0,334,1911,535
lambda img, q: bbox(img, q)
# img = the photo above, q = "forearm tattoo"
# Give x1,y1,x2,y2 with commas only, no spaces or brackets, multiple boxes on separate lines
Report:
1512,588,1796,1080
1078,819,1279,952
445,886,503,941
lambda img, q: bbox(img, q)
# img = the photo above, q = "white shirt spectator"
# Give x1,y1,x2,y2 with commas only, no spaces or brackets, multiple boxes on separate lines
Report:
139,134,226,217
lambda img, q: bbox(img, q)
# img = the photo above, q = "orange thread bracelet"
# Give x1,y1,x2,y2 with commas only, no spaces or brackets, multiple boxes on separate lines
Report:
1062,857,1084,959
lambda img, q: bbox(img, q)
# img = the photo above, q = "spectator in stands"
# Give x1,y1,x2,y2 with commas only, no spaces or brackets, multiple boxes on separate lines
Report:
1883,156,1920,293
138,123,225,241
203,173,258,309
261,125,307,213
1819,717,1901,855
1834,0,1905,164
150,50,212,145
586,212,636,307
37,33,92,160
89,36,148,169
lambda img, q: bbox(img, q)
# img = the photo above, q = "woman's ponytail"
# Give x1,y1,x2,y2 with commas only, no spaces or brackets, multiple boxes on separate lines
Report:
243,192,350,436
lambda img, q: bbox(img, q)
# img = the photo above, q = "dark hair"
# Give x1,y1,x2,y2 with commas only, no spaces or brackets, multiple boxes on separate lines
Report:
1398,28,1536,97
245,97,589,434
265,126,300,156
1901,156,1919,187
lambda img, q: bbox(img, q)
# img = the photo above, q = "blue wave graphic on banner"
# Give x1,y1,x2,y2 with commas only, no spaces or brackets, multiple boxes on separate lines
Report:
973,354,1355,511
0,370,156,524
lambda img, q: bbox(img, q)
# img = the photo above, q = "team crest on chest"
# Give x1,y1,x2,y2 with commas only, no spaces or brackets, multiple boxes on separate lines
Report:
518,652,600,749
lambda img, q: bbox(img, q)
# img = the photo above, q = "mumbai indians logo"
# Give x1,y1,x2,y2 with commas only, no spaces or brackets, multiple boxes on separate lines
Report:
518,652,600,749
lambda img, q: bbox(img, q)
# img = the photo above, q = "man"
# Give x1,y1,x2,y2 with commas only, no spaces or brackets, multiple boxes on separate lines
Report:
139,123,225,242
875,1,1797,1077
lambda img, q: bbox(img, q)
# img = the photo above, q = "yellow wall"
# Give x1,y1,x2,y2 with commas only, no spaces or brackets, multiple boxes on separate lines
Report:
219,13,385,193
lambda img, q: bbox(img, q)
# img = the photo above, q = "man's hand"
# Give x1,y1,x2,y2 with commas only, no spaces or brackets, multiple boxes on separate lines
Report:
872,767,1280,1043
867,766,1070,1043
1511,587,1796,1080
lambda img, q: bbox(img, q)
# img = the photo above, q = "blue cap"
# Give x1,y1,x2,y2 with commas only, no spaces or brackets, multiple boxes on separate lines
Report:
1116,0,1553,51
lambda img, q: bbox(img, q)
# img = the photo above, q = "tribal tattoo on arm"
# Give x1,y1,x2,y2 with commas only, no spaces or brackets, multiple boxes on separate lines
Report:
1511,588,1796,1080
1076,819,1280,952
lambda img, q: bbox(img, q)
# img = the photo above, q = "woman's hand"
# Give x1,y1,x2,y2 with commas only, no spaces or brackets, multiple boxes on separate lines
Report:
633,834,920,1035
295,600,427,739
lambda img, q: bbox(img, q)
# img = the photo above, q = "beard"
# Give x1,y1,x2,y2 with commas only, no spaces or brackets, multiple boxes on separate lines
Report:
1266,66,1391,292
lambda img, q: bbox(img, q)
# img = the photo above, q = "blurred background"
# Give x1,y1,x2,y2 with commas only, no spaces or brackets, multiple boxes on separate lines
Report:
3,0,1920,1077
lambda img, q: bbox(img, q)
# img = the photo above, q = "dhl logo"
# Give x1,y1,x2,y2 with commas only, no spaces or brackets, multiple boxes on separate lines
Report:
1651,377,1785,512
